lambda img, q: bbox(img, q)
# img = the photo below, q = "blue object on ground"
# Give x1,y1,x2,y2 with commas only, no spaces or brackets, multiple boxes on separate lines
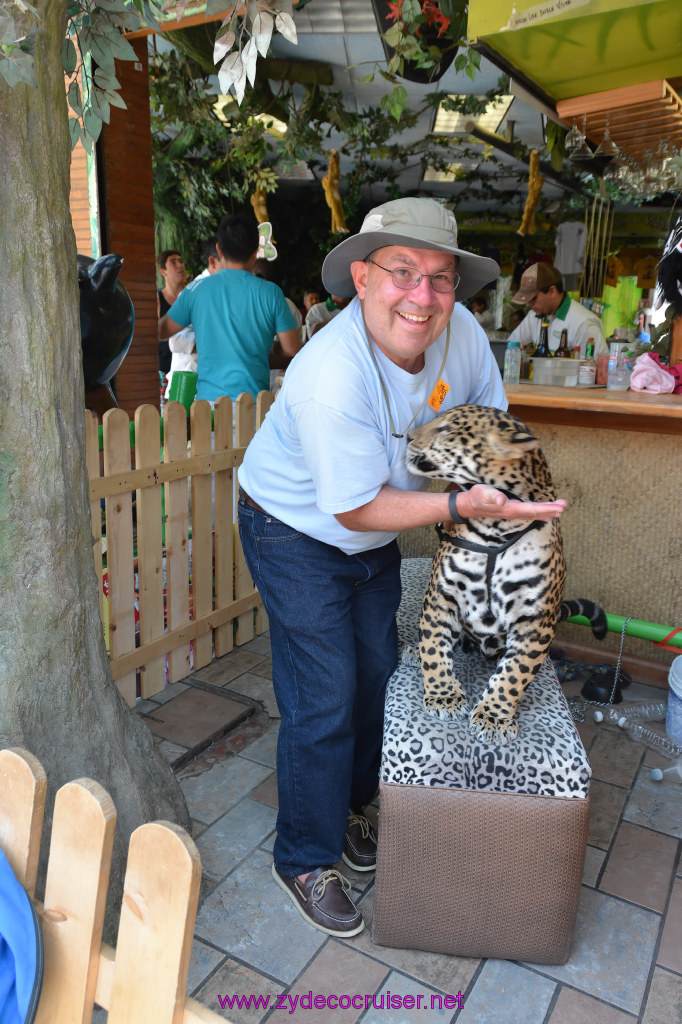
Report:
0,850,43,1024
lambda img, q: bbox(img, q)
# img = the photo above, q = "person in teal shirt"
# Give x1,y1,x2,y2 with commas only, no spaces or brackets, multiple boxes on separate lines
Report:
158,214,300,402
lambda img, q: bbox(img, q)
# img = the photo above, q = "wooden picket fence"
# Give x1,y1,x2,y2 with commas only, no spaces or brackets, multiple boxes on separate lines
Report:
85,392,273,706
0,746,229,1023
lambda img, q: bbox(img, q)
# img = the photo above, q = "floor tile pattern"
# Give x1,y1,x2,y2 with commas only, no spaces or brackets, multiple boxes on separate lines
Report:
129,638,682,1024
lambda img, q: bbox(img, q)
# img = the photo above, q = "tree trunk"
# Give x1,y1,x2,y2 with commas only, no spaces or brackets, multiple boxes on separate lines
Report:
0,1,191,938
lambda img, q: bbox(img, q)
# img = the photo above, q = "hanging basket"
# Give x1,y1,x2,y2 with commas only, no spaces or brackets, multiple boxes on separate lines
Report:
370,0,461,85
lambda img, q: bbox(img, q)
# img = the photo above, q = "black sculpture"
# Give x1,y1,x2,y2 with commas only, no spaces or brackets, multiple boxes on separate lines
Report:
655,218,682,316
78,253,134,403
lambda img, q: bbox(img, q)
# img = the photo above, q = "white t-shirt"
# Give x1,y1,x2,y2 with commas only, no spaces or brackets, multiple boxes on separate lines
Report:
240,297,507,554
474,309,495,332
555,222,586,276
305,300,341,338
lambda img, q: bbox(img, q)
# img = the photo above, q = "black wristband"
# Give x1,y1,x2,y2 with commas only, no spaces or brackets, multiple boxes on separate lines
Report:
448,489,467,524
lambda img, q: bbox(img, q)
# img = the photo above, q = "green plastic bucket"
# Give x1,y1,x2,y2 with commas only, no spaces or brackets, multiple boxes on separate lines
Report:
168,370,197,413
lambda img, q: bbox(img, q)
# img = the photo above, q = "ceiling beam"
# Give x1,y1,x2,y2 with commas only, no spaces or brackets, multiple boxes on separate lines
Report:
463,121,584,196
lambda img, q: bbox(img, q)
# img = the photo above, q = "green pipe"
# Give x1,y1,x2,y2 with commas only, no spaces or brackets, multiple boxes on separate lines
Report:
565,613,682,651
97,421,147,451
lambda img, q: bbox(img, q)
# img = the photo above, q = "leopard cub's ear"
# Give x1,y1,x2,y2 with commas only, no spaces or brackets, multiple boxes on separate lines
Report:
488,428,540,460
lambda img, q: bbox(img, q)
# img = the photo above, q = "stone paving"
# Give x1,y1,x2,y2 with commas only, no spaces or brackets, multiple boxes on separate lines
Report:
125,633,682,1024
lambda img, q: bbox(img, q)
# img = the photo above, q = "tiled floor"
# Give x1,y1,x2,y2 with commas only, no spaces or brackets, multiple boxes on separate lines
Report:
130,634,682,1024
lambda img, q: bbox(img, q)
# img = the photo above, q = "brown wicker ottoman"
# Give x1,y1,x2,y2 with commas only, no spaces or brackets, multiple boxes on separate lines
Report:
372,559,590,965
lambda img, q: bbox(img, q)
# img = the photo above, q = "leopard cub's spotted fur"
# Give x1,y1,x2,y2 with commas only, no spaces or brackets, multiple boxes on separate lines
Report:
406,405,595,746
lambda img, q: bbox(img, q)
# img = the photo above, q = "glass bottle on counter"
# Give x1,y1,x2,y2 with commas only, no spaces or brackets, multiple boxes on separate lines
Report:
554,328,571,358
578,341,597,385
607,331,633,391
535,320,551,358
596,350,610,385
520,338,536,379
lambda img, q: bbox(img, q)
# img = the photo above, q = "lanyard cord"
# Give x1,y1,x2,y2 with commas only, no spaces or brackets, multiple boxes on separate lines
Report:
360,302,451,439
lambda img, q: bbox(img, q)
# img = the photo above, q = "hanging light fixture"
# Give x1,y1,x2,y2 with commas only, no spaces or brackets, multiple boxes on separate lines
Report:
593,115,621,160
564,119,584,155
568,117,594,161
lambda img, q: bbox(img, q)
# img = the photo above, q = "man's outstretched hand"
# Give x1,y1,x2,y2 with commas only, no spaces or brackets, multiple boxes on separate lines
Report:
457,485,568,523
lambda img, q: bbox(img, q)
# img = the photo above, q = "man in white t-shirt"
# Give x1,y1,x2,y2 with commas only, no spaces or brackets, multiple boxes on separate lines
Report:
510,262,607,359
238,199,568,940
305,293,351,338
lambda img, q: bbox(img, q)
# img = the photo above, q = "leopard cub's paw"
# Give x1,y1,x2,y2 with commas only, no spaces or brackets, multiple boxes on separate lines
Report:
469,702,519,746
423,688,468,719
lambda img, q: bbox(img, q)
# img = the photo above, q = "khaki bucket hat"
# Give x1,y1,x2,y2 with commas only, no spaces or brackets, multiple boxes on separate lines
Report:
321,198,499,300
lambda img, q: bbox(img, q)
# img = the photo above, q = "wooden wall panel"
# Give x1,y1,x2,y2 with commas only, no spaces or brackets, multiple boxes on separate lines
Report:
97,38,159,415
69,139,93,257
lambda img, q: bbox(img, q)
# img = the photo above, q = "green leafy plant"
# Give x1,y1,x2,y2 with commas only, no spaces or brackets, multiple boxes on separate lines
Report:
1,0,306,148
545,119,566,172
0,0,40,87
1,1,167,147
65,1,167,151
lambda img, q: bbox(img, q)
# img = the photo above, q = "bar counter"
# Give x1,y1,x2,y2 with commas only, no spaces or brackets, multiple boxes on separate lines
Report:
499,382,682,680
505,382,682,435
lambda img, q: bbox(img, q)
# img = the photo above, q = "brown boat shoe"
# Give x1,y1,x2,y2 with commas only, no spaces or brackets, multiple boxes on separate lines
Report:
271,864,364,937
341,812,377,872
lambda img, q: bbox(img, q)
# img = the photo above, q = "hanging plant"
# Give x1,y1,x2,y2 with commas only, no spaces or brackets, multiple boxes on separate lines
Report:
370,0,464,84
364,1,480,121
372,0,473,82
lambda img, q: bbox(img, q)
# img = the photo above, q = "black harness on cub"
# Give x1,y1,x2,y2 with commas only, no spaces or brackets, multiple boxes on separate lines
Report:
435,484,546,603
435,519,543,598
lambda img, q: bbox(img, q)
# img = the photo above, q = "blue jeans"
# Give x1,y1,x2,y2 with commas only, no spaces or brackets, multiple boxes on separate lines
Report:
238,493,401,877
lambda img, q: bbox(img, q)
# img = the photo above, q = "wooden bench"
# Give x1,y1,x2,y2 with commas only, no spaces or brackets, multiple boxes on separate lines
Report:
0,747,228,1023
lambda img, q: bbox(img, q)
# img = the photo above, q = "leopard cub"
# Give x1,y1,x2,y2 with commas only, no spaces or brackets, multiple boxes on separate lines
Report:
406,405,604,746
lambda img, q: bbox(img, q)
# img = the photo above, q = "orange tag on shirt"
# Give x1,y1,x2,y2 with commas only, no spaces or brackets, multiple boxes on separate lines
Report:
428,379,450,412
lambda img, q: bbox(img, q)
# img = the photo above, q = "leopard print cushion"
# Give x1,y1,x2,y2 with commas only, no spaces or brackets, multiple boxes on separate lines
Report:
397,556,440,652
382,558,591,798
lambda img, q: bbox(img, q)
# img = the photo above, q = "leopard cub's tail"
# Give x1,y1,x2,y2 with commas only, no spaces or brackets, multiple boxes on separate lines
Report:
559,599,608,640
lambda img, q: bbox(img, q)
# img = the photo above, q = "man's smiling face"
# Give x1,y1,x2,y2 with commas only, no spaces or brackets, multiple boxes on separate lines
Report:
350,245,457,373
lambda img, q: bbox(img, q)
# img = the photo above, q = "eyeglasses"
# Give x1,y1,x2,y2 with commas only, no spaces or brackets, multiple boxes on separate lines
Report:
365,258,460,294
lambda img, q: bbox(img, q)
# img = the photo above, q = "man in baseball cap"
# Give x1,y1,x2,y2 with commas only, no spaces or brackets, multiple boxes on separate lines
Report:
511,261,607,359
512,262,562,304
237,198,568,939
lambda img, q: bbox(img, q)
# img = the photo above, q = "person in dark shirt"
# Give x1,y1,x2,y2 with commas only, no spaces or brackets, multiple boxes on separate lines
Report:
157,250,186,374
